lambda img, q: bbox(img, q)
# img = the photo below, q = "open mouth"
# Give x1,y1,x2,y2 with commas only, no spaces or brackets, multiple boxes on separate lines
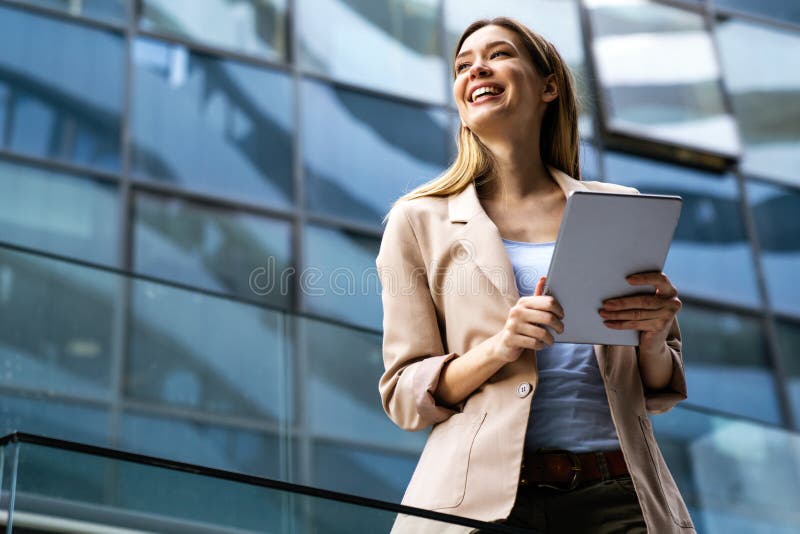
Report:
469,85,505,103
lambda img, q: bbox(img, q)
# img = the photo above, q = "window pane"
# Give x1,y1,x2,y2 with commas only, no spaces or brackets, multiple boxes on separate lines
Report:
586,0,739,155
0,247,119,402
131,38,293,208
444,0,595,136
133,192,292,306
747,180,800,317
301,317,426,451
0,5,124,170
140,0,288,61
301,80,449,226
0,394,110,445
680,303,782,424
714,0,800,25
302,224,382,330
297,0,446,104
126,279,292,424
605,152,760,308
775,320,800,429
716,19,800,186
0,158,118,265
312,441,417,503
15,0,128,23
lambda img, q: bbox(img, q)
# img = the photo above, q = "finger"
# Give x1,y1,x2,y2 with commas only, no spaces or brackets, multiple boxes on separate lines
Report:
520,295,565,319
603,319,664,332
603,294,665,311
521,309,564,334
626,271,677,297
515,324,555,346
534,276,546,297
598,308,668,321
510,333,549,351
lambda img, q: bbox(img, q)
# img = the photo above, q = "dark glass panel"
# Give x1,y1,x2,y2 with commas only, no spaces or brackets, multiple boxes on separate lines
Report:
715,0,800,25
774,320,800,429
16,0,128,23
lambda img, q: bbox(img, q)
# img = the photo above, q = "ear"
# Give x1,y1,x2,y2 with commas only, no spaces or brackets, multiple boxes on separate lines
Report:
541,73,559,103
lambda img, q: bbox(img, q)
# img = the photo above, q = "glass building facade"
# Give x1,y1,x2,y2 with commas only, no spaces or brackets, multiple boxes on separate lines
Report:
0,0,798,532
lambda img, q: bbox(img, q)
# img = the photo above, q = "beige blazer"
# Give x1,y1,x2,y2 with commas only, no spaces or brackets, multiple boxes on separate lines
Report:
376,165,695,533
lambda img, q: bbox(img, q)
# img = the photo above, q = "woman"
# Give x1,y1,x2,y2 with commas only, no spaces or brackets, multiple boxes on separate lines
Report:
376,17,695,534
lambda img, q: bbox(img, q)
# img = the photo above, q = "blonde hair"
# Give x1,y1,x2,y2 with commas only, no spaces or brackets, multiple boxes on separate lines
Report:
382,17,581,224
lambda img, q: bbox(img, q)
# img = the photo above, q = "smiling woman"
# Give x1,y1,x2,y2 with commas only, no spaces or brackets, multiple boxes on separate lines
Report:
377,17,695,534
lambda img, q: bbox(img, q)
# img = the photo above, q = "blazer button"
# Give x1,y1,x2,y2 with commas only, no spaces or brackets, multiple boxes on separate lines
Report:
517,382,532,398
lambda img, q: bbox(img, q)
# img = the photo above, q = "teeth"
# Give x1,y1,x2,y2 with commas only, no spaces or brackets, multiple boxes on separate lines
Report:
471,86,501,102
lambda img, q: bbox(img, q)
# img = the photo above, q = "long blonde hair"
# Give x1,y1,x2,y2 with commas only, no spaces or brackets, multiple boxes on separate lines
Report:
383,17,581,224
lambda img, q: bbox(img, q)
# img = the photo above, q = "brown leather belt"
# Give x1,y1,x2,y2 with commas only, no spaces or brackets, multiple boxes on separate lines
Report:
520,448,629,491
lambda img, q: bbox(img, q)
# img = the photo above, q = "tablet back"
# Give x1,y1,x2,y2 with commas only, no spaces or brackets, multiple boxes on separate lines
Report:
543,191,682,346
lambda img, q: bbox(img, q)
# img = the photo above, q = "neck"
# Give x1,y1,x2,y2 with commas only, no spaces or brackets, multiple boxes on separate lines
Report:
477,128,555,203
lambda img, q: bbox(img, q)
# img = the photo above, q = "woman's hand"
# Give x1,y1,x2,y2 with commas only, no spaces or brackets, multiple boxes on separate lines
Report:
491,276,565,363
599,271,681,357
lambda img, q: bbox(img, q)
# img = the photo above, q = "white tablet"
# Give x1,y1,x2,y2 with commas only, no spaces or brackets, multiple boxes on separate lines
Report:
543,190,682,346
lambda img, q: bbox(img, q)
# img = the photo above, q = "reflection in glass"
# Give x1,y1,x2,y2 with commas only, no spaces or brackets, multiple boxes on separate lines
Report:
301,80,449,226
775,321,800,429
131,38,293,208
297,0,446,104
0,158,118,265
714,0,800,25
716,19,800,186
0,248,118,402
679,304,781,424
747,180,800,317
0,394,110,445
444,0,595,136
0,5,124,170
652,406,800,533
14,0,128,23
313,441,417,503
126,279,292,423
133,191,293,305
301,317,426,451
140,0,288,61
303,224,382,330
586,0,739,155
605,152,760,308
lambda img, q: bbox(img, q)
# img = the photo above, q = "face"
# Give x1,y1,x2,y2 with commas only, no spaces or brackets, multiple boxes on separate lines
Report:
453,25,557,136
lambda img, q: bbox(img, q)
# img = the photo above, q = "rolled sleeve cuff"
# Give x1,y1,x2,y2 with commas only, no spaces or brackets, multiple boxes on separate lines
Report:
413,352,461,424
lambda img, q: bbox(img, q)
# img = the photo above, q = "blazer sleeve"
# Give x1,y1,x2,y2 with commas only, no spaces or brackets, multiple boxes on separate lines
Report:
640,316,688,414
376,202,460,432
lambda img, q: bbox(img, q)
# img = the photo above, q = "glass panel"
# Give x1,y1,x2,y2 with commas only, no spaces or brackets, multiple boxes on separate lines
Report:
301,317,426,451
132,191,293,306
120,413,288,479
716,19,800,186
312,441,417,503
679,303,782,424
652,405,800,533
746,180,800,317
297,0,446,104
586,0,739,155
301,80,449,226
775,320,800,429
302,224,382,330
126,278,293,424
714,0,800,25
131,37,293,208
15,0,128,23
0,247,119,402
444,0,595,136
140,0,288,61
0,158,118,265
10,441,494,533
0,5,124,170
605,151,760,308
0,394,110,445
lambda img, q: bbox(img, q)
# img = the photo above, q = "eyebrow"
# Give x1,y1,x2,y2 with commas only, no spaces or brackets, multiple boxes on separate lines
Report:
455,40,516,62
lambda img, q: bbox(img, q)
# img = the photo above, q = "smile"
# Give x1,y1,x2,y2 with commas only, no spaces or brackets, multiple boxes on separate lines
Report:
469,85,505,103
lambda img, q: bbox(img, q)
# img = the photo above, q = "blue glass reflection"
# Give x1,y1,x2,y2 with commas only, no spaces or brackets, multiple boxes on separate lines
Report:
747,181,800,317
133,191,293,305
0,394,110,445
0,158,118,265
715,0,800,25
303,224,382,330
126,279,293,423
605,152,760,308
17,0,128,23
775,321,800,429
302,80,449,226
0,5,124,169
131,38,293,208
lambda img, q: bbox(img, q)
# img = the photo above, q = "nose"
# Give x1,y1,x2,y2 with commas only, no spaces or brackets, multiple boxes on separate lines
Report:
469,59,491,78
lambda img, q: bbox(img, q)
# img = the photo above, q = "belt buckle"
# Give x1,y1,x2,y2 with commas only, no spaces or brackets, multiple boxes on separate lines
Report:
534,448,582,492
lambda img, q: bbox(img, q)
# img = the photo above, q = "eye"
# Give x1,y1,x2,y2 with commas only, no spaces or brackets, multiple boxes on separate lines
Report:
455,62,470,73
490,50,510,59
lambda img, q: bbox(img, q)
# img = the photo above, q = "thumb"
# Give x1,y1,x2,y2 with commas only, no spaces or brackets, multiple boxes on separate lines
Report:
534,276,547,297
